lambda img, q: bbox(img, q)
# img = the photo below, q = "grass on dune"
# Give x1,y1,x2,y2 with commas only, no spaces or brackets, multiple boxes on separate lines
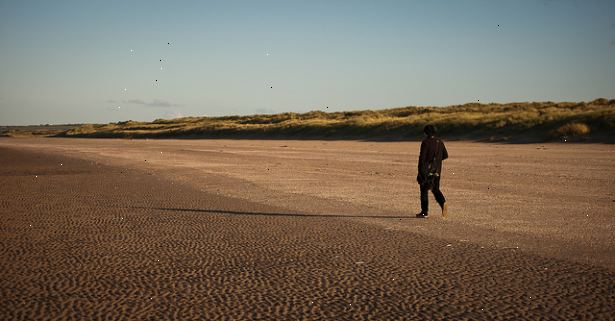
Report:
28,98,615,142
0,124,82,138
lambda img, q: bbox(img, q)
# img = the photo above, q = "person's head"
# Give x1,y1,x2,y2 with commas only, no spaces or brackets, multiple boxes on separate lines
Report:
423,124,437,137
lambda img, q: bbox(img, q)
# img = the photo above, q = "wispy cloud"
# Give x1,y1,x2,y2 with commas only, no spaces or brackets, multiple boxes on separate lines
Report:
125,99,147,105
126,99,181,108
106,99,181,108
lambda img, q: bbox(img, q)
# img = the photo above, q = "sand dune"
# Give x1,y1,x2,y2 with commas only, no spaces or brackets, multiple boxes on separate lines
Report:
0,139,614,319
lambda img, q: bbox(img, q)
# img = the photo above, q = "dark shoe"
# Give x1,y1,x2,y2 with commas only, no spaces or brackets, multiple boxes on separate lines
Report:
416,212,429,218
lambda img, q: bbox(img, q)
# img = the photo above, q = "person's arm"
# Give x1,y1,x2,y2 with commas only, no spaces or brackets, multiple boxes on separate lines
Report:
417,141,427,182
442,141,448,160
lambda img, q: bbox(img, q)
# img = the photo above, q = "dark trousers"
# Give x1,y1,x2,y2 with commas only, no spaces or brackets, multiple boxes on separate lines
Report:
420,177,446,213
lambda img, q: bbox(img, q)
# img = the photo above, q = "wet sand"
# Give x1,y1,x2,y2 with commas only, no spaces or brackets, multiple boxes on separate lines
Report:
1,138,614,319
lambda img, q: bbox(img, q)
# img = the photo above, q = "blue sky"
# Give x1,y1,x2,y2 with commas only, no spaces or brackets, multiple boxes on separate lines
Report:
1,0,614,125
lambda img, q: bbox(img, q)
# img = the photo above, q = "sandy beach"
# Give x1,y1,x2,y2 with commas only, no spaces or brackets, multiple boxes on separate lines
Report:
1,138,614,320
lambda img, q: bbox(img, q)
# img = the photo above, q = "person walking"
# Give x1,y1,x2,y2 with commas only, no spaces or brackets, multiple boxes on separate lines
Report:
416,125,448,218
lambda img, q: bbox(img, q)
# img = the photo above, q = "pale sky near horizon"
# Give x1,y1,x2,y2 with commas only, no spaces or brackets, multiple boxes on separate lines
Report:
1,0,614,125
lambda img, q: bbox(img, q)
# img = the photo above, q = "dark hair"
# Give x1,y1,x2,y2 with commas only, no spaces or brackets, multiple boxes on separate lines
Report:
423,124,437,136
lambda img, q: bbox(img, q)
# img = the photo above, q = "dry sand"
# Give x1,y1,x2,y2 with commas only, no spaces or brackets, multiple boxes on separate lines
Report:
0,138,614,320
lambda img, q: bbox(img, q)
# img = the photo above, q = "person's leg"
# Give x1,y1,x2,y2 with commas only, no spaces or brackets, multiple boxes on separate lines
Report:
420,183,429,214
432,181,446,207
431,178,448,217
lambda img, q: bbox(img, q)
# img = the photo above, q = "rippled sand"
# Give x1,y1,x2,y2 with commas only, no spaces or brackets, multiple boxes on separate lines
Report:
1,139,614,320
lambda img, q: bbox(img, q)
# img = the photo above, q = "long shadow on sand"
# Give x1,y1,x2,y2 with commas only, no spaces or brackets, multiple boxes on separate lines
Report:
131,206,410,219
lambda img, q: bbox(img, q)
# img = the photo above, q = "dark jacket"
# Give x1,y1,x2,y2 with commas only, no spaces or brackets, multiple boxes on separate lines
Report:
417,136,448,183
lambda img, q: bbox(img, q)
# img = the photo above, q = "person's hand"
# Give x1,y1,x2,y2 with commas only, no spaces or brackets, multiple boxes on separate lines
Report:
416,174,424,184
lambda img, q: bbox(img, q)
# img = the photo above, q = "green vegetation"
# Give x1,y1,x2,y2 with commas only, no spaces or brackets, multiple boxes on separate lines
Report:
549,122,591,138
7,99,615,142
0,124,81,137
